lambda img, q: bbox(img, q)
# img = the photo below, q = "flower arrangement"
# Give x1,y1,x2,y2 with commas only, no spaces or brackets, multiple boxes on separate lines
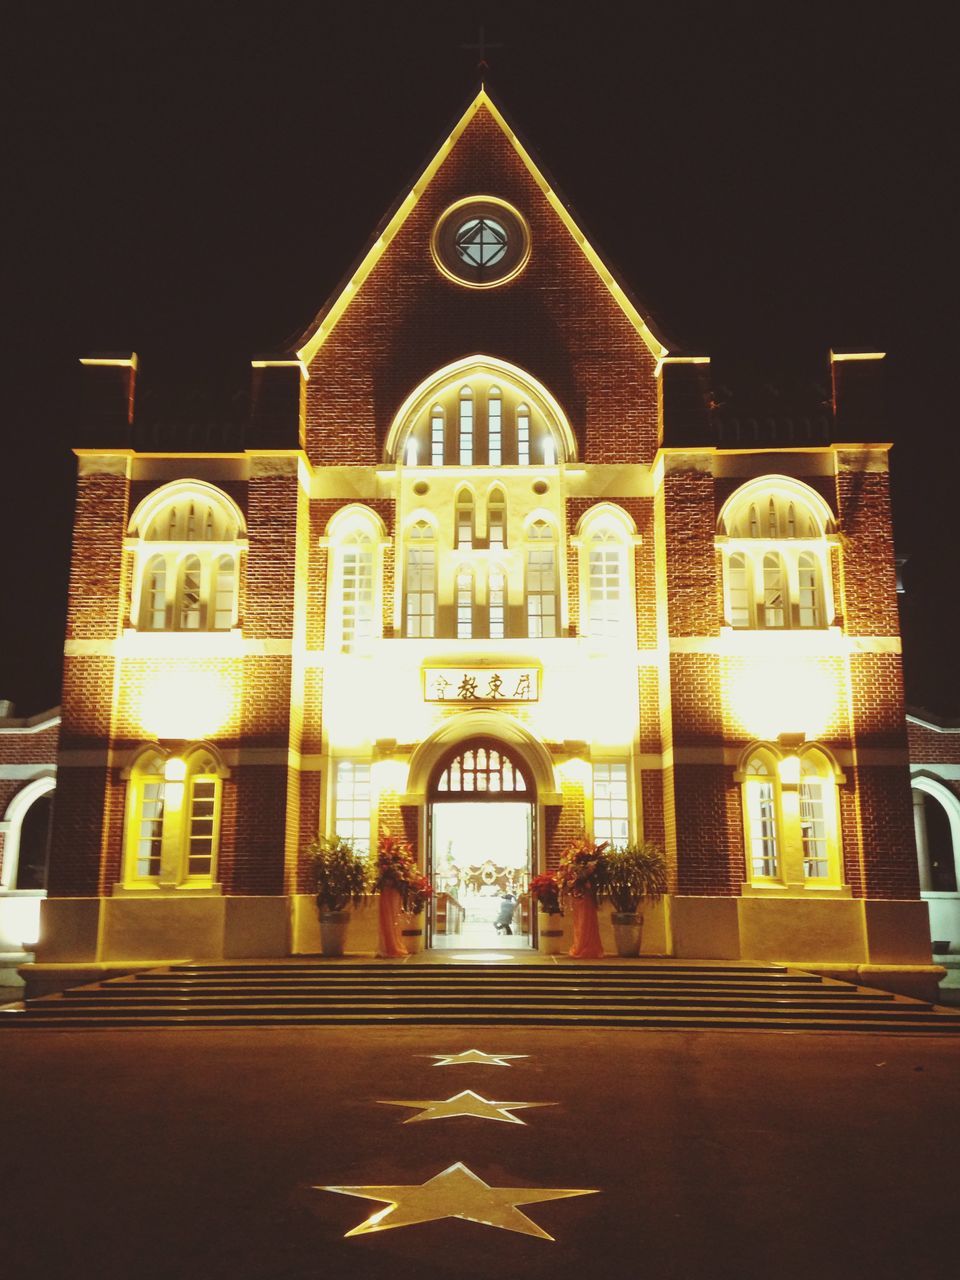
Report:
372,831,430,912
405,871,433,915
555,835,610,903
305,835,369,914
529,871,563,915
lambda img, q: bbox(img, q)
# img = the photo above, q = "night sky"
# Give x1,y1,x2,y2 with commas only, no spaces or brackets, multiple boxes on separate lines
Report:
3,1,956,716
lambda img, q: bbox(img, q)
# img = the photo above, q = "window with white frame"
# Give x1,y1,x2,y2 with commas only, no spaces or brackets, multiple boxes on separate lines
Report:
739,744,843,889
487,487,506,550
587,529,626,637
459,387,474,465
334,761,371,854
123,746,225,889
456,566,475,639
526,520,558,638
403,521,436,638
392,367,569,469
743,755,780,880
339,531,375,652
488,567,506,639
455,490,474,549
593,762,629,848
487,387,502,464
719,479,833,630
130,483,244,632
431,405,445,466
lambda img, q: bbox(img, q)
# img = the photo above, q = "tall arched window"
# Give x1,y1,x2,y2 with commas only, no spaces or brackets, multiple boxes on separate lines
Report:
487,387,502,465
576,505,636,641
130,481,245,633
526,520,558,638
487,487,507,550
516,404,530,465
738,742,844,890
404,521,436,638
456,566,475,639
743,752,781,881
455,490,474,549
718,477,834,630
123,745,226,888
459,387,474,465
488,566,507,639
340,531,375,652
431,405,445,466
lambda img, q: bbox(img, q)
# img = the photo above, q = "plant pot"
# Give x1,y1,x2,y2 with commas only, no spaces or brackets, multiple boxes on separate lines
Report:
611,910,642,958
318,909,351,957
401,913,425,955
537,910,565,955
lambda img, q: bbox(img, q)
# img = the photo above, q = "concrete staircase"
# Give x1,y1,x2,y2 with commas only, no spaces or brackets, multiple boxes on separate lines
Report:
4,961,960,1032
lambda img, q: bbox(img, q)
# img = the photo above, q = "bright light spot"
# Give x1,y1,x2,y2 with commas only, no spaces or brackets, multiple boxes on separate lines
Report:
542,437,556,465
0,894,43,949
164,757,187,782
778,754,801,787
405,438,418,466
724,659,839,741
139,670,236,740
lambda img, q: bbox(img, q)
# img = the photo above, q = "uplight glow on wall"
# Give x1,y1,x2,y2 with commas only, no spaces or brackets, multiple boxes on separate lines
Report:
138,669,238,740
723,657,843,742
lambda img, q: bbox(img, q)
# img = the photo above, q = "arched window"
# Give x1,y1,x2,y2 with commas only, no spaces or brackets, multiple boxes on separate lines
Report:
761,553,786,628
404,521,436,638
340,531,375,652
738,743,844,890
526,520,558,638
718,478,834,630
487,487,507,550
487,387,502,465
587,529,625,637
456,566,475,639
743,752,781,880
178,555,203,630
455,490,475,549
387,359,573,470
434,742,530,795
912,781,960,893
459,386,474,465
431,405,445,466
123,745,226,888
516,404,530,465
488,566,507,639
130,481,245,633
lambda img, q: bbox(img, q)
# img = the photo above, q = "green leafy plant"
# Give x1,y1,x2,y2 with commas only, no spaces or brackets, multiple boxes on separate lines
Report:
306,835,369,913
606,842,668,914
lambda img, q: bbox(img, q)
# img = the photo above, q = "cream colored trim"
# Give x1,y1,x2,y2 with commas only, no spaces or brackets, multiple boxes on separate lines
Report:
0,712,61,734
296,89,669,366
906,713,960,735
80,354,138,369
250,358,309,381
668,631,901,655
65,635,294,657
0,764,56,780
830,350,886,362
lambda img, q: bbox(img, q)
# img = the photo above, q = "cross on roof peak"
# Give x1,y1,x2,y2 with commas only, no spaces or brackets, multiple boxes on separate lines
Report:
461,24,503,74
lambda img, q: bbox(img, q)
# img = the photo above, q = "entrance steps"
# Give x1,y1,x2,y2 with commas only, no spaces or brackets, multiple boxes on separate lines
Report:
4,960,960,1032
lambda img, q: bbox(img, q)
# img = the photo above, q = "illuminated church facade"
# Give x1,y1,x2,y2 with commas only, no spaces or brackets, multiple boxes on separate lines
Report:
5,90,941,989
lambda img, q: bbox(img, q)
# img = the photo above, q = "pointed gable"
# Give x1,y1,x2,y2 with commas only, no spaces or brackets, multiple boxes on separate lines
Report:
297,90,668,466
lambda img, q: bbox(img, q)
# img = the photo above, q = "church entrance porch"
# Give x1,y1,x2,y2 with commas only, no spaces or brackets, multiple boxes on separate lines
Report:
426,741,534,951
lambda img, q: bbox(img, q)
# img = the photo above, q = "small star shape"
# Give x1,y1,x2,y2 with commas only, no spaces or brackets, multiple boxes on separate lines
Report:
317,1161,598,1240
378,1088,555,1125
423,1048,529,1068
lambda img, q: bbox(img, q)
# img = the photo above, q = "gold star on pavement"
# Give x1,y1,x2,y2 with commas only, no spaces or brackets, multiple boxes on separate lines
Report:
318,1161,598,1240
378,1088,556,1125
423,1048,529,1067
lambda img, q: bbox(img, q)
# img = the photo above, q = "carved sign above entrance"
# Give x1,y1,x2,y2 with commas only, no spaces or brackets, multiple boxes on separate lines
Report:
423,667,539,703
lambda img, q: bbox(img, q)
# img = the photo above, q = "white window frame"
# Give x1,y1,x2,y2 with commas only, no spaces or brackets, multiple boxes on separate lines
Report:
333,760,372,855
592,761,631,849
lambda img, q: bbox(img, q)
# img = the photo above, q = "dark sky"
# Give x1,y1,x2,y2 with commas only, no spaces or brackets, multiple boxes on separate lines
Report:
3,1,956,715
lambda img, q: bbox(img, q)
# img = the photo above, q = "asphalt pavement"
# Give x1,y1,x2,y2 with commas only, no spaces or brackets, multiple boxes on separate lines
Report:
2,1025,958,1280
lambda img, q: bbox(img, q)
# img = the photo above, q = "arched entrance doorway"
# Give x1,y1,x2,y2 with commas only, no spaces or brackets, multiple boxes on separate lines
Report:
428,739,534,950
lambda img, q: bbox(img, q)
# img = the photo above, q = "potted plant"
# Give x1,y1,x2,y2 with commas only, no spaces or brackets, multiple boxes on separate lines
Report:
530,871,565,955
556,836,610,959
606,841,668,957
305,835,368,957
400,871,433,954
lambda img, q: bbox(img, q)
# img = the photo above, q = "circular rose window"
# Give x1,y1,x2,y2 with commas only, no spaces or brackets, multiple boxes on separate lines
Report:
431,197,530,288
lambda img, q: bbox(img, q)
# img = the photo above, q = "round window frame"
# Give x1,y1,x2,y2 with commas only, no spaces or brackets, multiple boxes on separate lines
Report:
431,196,531,290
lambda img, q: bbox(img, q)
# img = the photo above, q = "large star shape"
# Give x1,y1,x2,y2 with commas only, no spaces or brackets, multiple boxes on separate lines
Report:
378,1088,555,1125
318,1161,598,1240
423,1048,529,1067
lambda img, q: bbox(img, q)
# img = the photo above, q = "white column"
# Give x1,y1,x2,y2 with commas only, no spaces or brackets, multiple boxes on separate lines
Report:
913,790,933,891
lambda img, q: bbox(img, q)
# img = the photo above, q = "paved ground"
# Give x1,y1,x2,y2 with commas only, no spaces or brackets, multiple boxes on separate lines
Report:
2,1024,959,1280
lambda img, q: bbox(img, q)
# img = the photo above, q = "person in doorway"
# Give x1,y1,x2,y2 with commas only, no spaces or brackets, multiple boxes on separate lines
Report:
494,891,517,935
